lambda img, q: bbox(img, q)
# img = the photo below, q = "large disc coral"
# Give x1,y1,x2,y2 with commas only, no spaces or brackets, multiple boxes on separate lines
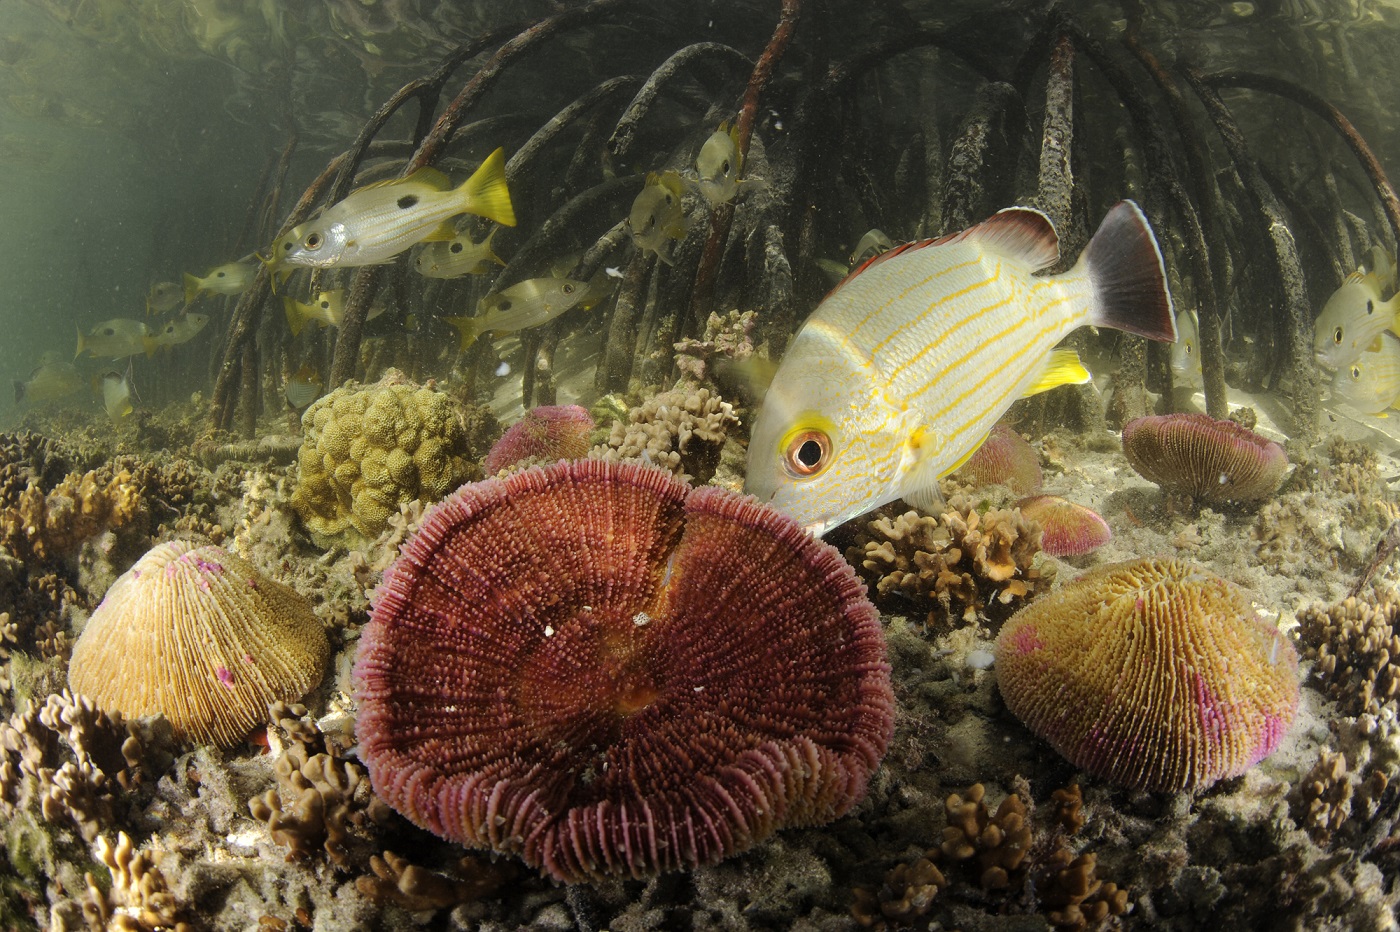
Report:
355,459,894,882
1121,413,1288,505
994,558,1297,792
69,541,329,748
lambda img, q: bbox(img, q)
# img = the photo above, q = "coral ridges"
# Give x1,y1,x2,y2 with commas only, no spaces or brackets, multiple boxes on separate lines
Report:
1122,413,1288,506
289,369,483,542
591,386,739,485
846,495,1047,629
995,558,1298,791
355,459,894,881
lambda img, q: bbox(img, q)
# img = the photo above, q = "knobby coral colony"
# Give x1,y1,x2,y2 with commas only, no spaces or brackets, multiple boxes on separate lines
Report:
355,458,894,882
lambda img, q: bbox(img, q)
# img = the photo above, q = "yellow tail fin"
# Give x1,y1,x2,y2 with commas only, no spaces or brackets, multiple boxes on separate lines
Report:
444,314,481,352
283,298,306,338
74,326,85,360
183,272,202,305
459,148,515,227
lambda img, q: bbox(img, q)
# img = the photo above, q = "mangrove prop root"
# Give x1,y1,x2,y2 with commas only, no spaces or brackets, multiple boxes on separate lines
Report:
1204,70,1400,250
607,42,754,165
1036,34,1080,260
508,76,641,183
687,0,803,340
941,82,1017,234
1184,67,1318,439
598,251,652,394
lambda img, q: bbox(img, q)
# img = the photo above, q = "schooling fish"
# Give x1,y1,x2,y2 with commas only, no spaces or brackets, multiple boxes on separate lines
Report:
745,201,1176,536
444,277,588,352
1331,330,1400,415
76,318,150,360
145,312,210,355
412,226,504,279
696,122,744,206
183,260,255,303
13,360,84,405
282,290,385,337
1314,267,1399,371
850,229,895,267
271,148,515,269
628,171,686,265
146,281,184,316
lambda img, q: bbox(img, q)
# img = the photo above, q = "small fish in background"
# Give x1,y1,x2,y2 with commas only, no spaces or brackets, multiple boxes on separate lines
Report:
145,281,184,316
1171,307,1204,389
1331,330,1400,415
745,200,1176,536
144,312,210,355
284,364,323,410
412,226,505,279
283,290,385,337
98,366,135,423
75,318,150,360
184,259,256,303
13,358,84,405
695,121,745,206
1363,243,1396,293
1313,262,1399,371
444,277,588,351
576,267,619,311
628,171,686,265
849,228,894,267
271,148,516,269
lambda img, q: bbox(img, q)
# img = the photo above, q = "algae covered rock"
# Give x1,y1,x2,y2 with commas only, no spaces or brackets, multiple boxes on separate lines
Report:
290,370,480,543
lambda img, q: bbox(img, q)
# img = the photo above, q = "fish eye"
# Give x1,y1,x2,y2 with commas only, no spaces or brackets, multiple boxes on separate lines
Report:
1352,365,1362,380
319,300,330,309
304,232,323,250
1334,326,1344,344
783,429,832,478
1367,300,1375,314
562,283,575,294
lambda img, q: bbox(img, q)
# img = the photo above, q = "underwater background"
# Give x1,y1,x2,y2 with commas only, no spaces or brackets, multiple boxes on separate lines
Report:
4,0,1400,929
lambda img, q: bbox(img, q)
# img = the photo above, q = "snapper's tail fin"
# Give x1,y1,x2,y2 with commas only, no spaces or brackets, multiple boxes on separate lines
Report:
1080,200,1176,343
459,148,515,228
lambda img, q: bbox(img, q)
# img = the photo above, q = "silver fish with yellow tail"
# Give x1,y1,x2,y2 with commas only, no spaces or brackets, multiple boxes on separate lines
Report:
144,312,209,355
76,318,150,360
183,260,255,303
271,148,515,269
745,201,1176,536
145,281,184,316
412,226,505,279
444,277,588,352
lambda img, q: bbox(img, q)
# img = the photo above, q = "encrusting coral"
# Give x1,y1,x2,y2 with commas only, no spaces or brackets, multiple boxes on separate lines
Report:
289,369,480,542
995,558,1299,791
591,387,738,485
68,541,329,748
355,458,894,882
845,496,1046,629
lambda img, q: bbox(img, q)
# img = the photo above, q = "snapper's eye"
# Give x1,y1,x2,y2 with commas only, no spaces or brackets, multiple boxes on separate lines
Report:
783,428,832,478
1352,365,1362,381
304,232,323,250
1334,326,1344,344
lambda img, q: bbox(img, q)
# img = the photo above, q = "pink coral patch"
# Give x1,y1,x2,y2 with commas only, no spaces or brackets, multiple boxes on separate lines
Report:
484,404,594,475
1016,495,1111,557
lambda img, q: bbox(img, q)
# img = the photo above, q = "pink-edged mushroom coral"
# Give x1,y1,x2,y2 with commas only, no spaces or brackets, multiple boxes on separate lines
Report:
355,459,894,882
1016,495,1111,557
483,404,594,475
955,424,1043,495
1121,413,1287,505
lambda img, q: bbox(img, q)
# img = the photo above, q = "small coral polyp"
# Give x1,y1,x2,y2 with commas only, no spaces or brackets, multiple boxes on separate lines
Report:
355,459,895,882
995,558,1298,792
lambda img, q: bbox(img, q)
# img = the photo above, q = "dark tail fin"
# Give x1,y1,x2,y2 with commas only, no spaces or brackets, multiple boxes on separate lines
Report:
12,380,23,405
1080,200,1176,342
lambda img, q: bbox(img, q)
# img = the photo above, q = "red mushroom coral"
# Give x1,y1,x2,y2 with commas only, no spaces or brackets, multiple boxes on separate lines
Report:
355,459,894,882
484,404,594,475
1121,413,1287,505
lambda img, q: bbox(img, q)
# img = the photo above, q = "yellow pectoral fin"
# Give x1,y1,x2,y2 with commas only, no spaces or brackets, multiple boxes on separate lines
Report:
1023,348,1090,397
421,220,457,243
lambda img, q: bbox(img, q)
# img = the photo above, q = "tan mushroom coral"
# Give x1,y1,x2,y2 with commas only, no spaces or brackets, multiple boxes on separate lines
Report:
69,541,329,748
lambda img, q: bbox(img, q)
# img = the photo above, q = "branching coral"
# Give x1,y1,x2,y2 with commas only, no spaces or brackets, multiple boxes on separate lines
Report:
845,497,1046,629
591,387,738,485
1299,595,1400,716
0,691,162,844
851,782,1130,931
247,702,388,869
289,369,481,542
673,309,757,387
81,831,191,932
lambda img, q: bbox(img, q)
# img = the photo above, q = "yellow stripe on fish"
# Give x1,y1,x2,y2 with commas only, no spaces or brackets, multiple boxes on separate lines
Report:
745,201,1175,536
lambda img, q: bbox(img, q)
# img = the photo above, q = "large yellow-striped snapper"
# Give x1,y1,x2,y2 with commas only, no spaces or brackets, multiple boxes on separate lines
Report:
745,201,1176,536
271,148,515,269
